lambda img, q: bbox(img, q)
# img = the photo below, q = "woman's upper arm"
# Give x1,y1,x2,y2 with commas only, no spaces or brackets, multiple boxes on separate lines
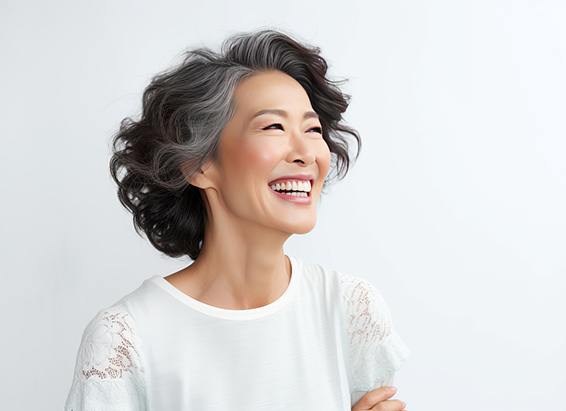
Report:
64,304,147,411
338,271,412,395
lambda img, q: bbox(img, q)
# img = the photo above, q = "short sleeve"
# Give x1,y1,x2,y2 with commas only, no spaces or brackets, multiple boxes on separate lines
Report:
338,272,411,402
64,304,147,411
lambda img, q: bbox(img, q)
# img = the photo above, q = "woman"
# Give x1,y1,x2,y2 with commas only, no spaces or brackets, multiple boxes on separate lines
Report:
64,28,411,410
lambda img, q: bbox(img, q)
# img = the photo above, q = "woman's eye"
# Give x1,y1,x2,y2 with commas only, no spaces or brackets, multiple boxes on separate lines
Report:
263,123,284,130
263,123,322,134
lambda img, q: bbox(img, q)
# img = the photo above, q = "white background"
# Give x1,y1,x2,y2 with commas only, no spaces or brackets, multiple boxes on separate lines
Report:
1,0,564,410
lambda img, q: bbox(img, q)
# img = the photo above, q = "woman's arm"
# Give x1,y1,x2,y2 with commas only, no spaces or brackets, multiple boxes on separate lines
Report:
64,304,147,411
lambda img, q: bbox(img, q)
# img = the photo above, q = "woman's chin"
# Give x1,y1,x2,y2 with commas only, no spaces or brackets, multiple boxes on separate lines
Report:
277,218,317,235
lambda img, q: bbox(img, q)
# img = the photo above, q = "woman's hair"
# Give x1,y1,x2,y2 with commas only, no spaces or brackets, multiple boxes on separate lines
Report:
109,28,362,260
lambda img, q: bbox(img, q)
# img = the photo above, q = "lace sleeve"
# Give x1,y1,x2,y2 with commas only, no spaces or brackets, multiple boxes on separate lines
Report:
338,272,411,403
64,304,147,411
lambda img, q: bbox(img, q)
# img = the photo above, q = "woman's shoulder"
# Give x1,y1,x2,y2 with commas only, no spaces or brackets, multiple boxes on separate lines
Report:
77,301,145,378
64,300,148,410
68,276,155,382
298,258,394,339
297,257,380,295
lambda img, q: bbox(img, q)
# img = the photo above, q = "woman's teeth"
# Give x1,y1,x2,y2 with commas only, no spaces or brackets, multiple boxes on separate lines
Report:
269,180,312,197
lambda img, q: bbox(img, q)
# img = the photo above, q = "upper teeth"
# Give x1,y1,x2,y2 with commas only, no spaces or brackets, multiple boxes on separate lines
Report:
270,180,312,192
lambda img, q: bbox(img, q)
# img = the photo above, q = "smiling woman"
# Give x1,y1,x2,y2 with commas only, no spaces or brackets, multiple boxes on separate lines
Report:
64,28,410,411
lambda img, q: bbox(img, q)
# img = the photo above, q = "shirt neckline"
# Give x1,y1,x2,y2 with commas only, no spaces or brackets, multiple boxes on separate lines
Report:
147,254,300,320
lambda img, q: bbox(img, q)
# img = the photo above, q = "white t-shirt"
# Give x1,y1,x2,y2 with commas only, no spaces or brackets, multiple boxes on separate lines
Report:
64,255,411,410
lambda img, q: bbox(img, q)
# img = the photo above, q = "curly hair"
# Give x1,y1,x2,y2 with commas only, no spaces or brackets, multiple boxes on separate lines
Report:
109,28,362,260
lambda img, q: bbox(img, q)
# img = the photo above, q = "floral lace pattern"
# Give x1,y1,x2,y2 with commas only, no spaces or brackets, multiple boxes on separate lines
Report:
77,307,144,380
339,273,393,349
338,271,411,398
64,304,147,410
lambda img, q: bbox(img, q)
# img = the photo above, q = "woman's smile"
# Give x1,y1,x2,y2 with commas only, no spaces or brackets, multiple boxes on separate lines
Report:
267,175,314,205
268,180,313,204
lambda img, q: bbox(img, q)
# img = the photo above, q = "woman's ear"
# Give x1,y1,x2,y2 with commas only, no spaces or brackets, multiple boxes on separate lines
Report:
181,160,216,189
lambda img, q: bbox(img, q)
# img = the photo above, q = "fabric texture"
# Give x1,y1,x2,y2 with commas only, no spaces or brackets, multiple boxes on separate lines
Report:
64,305,147,411
64,255,410,410
337,271,412,404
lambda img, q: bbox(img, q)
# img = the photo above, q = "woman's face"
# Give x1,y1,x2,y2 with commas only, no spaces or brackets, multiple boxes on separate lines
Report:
199,69,331,235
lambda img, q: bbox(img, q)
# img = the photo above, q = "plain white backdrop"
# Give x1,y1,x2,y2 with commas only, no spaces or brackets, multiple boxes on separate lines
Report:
1,0,564,409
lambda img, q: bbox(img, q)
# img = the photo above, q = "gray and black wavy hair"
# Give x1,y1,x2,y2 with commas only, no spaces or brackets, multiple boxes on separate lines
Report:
109,28,362,260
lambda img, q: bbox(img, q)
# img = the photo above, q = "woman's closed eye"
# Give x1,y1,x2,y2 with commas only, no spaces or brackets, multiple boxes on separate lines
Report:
263,123,322,134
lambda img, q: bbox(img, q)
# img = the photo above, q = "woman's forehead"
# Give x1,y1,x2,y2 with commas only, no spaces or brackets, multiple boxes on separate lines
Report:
233,74,313,120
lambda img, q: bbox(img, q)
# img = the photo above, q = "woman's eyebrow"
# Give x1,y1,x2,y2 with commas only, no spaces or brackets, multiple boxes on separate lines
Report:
250,109,319,121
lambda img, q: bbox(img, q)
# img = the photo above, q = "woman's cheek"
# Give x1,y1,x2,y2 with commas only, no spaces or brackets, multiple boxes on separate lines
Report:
317,142,331,173
246,141,281,170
